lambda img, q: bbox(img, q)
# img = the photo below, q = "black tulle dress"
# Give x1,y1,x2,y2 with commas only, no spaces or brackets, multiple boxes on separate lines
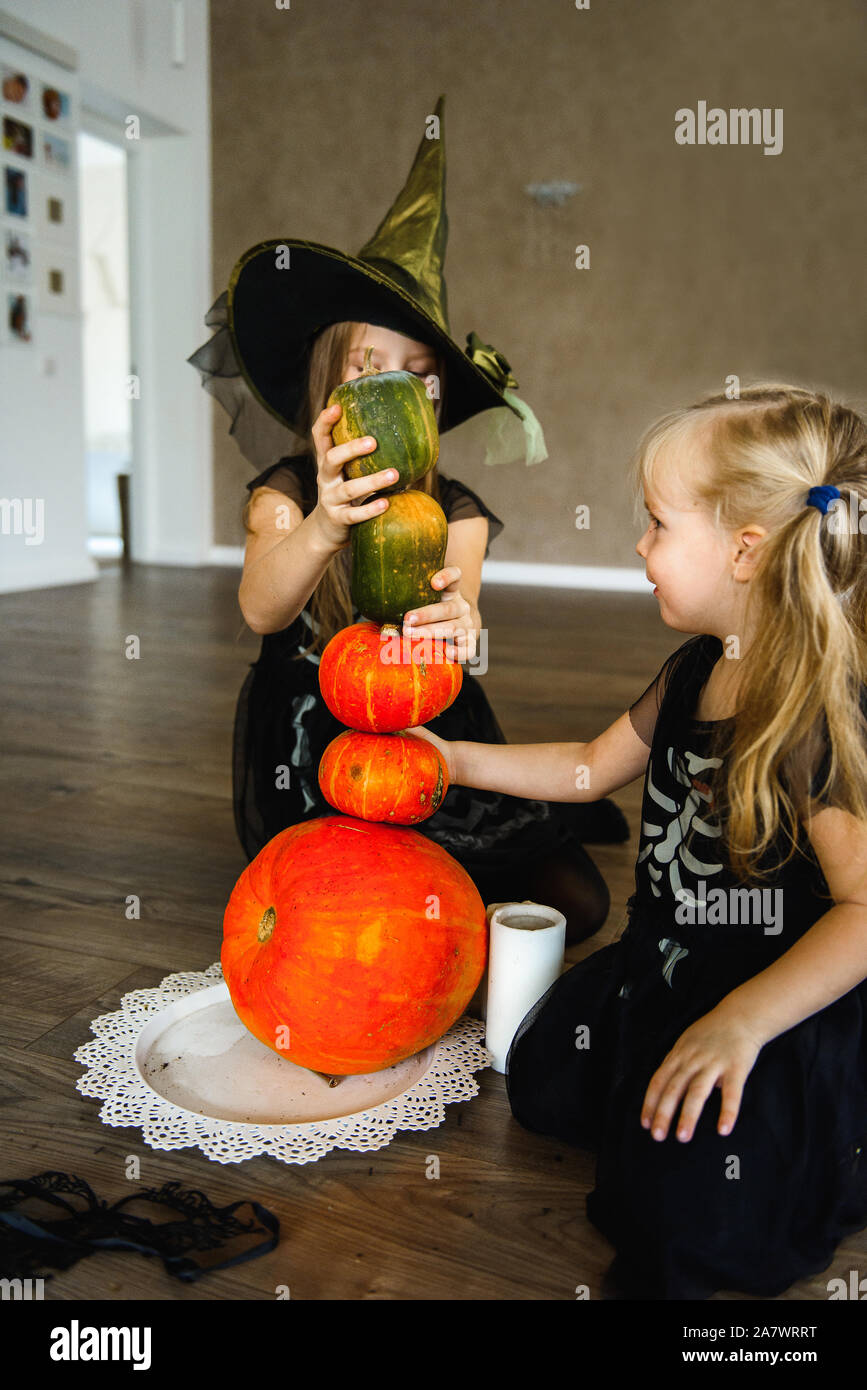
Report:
506,632,867,1299
233,454,628,907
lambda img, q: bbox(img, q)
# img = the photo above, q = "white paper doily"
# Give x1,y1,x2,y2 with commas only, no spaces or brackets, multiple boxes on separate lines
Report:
74,963,492,1165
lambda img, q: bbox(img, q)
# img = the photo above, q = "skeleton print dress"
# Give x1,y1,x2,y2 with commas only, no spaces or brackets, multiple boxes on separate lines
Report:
506,631,867,1299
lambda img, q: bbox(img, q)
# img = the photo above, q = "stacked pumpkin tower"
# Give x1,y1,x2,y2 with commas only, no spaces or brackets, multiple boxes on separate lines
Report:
318,347,461,826
221,349,488,1082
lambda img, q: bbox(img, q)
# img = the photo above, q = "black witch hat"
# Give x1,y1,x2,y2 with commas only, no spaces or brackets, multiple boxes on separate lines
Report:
188,95,546,469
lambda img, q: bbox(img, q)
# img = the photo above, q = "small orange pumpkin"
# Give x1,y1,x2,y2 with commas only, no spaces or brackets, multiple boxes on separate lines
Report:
319,729,448,824
319,619,461,733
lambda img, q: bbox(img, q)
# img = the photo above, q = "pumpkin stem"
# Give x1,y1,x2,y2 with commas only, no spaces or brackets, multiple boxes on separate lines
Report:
312,1071,344,1087
257,906,276,943
361,345,379,377
380,622,401,638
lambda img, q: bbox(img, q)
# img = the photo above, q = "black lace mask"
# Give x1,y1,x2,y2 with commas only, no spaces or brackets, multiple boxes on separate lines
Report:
0,1171,279,1284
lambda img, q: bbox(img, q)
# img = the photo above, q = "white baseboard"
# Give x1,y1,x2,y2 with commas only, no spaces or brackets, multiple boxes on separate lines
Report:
480,561,652,591
88,535,123,558
210,545,246,567
207,545,652,593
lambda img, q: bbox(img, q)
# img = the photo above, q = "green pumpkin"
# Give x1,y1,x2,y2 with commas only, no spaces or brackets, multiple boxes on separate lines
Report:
351,490,448,628
329,346,439,494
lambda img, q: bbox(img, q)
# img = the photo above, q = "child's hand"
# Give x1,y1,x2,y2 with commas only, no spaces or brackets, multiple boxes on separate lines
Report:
402,567,477,662
640,1009,765,1143
399,725,458,784
309,403,398,551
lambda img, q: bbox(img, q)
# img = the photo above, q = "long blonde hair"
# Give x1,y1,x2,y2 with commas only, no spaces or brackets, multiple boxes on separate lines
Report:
243,321,446,658
632,382,867,884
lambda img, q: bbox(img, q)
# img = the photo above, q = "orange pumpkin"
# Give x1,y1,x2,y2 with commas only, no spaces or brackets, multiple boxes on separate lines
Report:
319,619,461,734
221,815,487,1074
319,729,448,824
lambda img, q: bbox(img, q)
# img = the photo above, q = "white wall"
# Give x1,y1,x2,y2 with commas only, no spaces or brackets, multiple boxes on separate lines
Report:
0,0,212,593
80,140,129,451
80,136,131,538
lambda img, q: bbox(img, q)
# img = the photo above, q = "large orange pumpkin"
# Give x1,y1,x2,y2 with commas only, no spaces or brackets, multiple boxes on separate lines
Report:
319,619,461,734
319,729,448,823
221,815,487,1074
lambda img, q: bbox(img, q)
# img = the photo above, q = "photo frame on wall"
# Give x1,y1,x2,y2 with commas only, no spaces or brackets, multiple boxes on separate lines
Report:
42,131,71,174
4,287,33,344
3,114,33,158
38,177,72,243
1,66,31,111
4,162,28,217
38,248,77,315
40,83,71,126
3,227,31,280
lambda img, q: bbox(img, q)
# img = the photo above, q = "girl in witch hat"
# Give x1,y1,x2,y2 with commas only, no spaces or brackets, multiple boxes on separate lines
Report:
188,95,628,944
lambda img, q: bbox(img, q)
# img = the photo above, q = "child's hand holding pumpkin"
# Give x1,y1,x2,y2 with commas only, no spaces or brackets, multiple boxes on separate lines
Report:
400,724,458,785
310,405,396,551
402,565,479,661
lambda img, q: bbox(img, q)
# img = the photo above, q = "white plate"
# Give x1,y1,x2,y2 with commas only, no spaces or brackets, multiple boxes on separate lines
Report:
134,984,436,1125
75,963,492,1164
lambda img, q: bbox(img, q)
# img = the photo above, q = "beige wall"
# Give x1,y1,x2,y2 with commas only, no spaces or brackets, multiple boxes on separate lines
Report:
209,0,866,563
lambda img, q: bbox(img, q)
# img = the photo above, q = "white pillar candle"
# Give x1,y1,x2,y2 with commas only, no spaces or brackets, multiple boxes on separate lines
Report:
484,901,566,1073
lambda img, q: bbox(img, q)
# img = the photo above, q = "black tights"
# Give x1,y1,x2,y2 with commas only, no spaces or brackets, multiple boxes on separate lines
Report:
469,841,610,946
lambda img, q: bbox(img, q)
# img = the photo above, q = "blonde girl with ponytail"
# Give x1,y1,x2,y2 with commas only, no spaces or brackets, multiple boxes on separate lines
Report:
411,382,867,1300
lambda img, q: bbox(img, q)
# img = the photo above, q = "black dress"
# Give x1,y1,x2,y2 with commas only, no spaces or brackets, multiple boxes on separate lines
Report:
233,454,628,907
506,632,867,1299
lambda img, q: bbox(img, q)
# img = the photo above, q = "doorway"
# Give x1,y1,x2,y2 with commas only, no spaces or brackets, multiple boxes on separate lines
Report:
78,129,131,562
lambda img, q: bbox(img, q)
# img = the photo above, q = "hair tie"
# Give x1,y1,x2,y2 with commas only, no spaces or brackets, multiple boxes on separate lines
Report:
806,484,841,515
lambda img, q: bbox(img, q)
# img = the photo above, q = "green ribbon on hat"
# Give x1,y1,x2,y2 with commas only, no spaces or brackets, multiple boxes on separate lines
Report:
465,331,548,466
465,331,519,392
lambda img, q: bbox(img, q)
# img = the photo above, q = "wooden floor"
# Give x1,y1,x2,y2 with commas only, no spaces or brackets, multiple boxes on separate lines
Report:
1,562,863,1301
